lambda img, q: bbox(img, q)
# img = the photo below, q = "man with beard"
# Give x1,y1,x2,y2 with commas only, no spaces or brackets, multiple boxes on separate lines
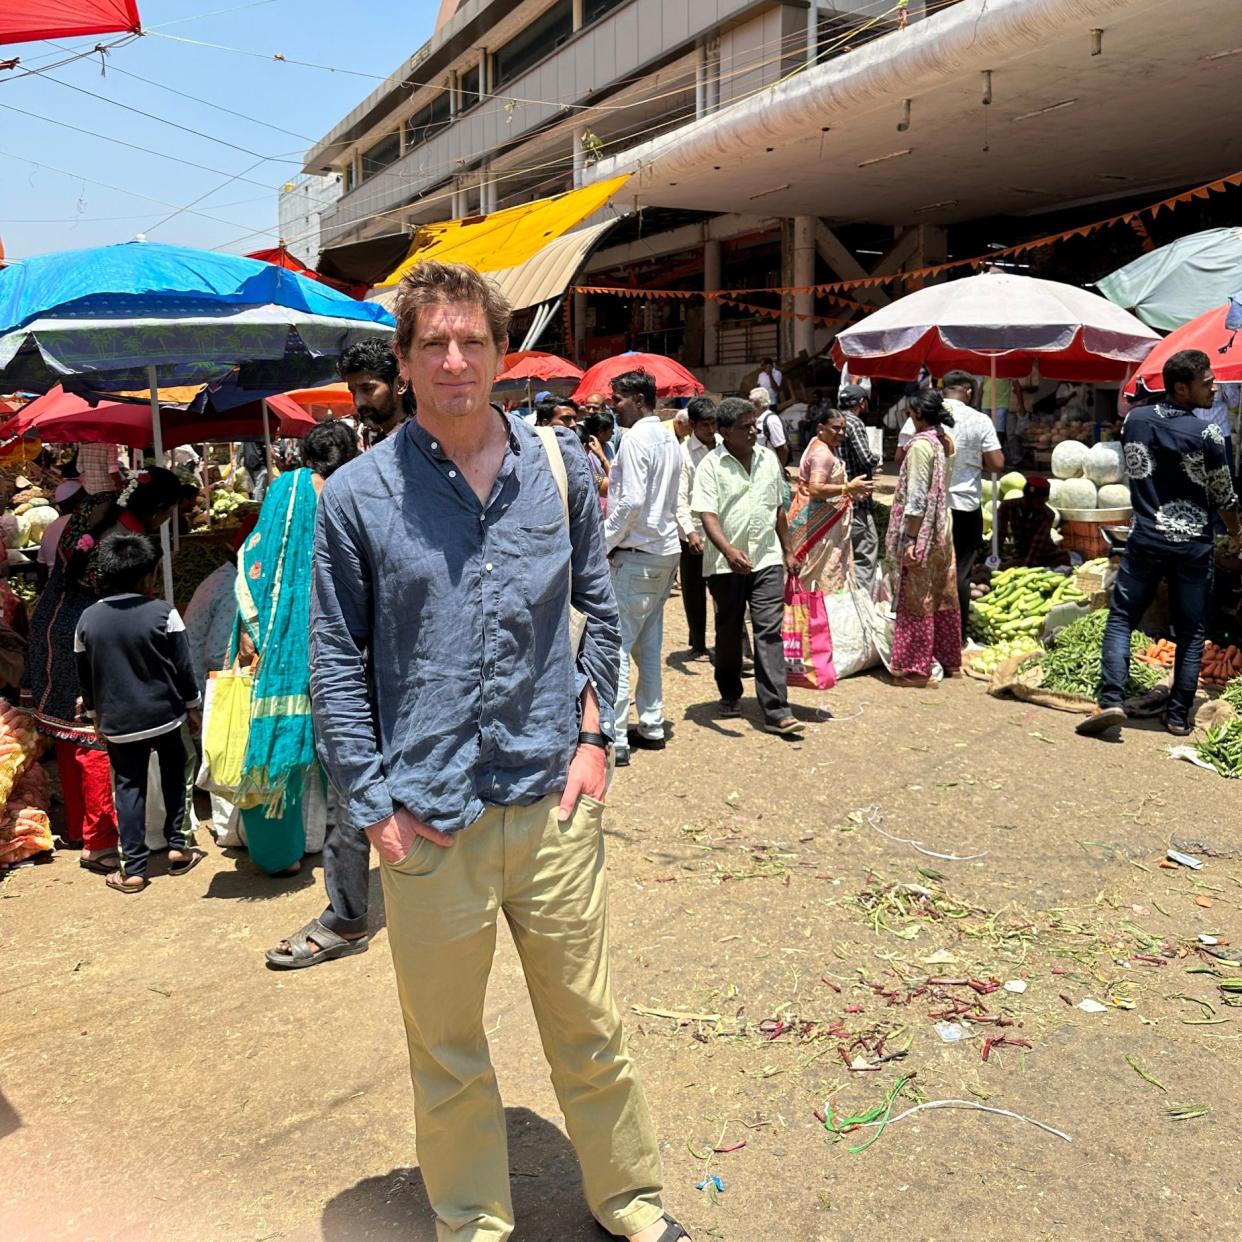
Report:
340,337,409,442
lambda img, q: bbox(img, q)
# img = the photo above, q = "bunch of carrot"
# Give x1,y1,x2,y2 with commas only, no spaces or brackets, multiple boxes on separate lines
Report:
1139,638,1176,668
1140,639,1242,686
1200,643,1242,687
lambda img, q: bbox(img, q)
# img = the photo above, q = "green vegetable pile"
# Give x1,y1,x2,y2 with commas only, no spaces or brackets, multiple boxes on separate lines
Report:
965,635,1043,677
1038,609,1161,699
968,567,1086,643
1194,719,1242,779
1222,677,1242,713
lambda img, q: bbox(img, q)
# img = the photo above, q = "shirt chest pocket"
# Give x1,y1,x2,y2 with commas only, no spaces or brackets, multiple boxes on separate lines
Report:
492,519,569,609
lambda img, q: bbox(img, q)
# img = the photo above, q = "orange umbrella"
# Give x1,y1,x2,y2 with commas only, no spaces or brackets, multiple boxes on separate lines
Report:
281,383,356,420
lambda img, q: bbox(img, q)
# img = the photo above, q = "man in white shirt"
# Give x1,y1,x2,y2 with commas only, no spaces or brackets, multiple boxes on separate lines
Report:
751,387,789,468
604,369,684,766
898,371,1005,640
756,357,782,403
675,397,719,659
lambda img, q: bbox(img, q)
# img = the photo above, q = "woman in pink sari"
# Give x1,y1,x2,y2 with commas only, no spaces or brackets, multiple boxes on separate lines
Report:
886,390,961,685
787,409,872,589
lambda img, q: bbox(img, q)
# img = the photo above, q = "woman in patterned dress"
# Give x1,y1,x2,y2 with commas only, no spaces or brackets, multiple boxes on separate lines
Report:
886,390,962,686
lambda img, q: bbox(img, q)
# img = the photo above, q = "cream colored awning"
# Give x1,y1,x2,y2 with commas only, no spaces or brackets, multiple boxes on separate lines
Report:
368,217,618,315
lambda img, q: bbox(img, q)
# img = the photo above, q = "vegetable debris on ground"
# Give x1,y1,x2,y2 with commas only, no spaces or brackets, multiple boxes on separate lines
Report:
1194,720,1242,779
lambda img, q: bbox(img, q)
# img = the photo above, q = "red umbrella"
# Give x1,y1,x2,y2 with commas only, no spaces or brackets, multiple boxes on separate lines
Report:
245,244,368,300
1125,303,1242,396
3,386,315,450
496,351,584,384
1,1,139,44
571,352,702,402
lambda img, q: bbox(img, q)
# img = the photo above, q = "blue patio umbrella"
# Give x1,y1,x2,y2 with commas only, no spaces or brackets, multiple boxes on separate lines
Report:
0,240,395,596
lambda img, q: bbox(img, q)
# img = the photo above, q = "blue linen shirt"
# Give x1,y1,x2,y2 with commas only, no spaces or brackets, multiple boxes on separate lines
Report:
309,412,620,834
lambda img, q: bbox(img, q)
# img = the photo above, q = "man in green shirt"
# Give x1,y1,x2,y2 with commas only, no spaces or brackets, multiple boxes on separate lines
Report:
691,397,803,735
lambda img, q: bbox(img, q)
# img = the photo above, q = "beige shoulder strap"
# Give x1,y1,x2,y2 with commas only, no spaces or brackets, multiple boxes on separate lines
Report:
533,426,586,656
533,425,569,520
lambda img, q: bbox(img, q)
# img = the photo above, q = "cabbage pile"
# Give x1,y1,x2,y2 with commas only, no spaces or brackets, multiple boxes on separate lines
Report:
1049,441,1130,511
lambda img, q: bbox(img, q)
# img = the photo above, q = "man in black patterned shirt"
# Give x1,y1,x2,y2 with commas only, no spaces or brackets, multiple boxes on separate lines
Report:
1079,350,1242,740
837,384,883,588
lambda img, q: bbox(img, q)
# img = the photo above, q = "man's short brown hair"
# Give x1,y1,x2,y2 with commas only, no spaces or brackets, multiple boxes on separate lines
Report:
392,260,512,357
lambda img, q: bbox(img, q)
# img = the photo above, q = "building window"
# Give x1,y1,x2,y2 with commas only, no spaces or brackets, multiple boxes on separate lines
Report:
361,132,401,181
583,0,626,23
406,93,451,150
459,63,481,111
493,0,572,88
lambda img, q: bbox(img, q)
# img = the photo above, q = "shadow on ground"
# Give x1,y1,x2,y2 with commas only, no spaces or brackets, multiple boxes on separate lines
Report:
320,1107,601,1242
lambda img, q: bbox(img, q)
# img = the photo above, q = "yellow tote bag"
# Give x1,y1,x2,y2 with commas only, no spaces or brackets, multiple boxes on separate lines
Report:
202,667,256,805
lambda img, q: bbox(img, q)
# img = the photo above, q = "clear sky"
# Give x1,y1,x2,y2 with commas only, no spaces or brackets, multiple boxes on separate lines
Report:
0,0,437,262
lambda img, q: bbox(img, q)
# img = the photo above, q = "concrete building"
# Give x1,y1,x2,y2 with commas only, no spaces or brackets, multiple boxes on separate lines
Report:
277,173,344,267
303,0,1242,389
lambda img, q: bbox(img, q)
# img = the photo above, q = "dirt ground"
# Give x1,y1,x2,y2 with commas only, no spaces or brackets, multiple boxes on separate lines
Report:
3,594,1241,1242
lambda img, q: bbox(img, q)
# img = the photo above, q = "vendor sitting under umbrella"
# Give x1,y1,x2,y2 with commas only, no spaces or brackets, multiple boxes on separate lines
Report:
997,476,1069,568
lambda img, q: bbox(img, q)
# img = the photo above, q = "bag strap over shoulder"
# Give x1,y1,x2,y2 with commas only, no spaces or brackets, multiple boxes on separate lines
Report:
533,425,570,521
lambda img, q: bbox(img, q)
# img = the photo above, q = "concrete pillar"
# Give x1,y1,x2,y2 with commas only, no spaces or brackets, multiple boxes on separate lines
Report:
695,44,707,118
452,180,465,218
479,48,490,96
793,215,816,358
703,238,721,367
449,70,459,118
910,224,948,286
706,40,720,112
572,0,583,30
806,3,819,64
779,218,795,360
573,290,588,359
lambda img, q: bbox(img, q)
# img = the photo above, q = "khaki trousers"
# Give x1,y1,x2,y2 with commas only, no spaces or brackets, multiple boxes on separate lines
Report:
380,792,664,1241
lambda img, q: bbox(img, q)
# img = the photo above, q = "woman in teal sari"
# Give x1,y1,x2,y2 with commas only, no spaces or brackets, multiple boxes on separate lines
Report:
234,422,359,876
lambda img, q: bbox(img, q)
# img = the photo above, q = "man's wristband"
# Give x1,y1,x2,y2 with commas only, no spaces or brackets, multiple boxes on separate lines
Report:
577,731,612,751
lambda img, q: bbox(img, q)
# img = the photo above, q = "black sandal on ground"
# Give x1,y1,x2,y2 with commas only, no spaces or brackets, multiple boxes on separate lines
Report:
169,849,207,876
265,918,369,970
650,1215,690,1241
79,851,121,874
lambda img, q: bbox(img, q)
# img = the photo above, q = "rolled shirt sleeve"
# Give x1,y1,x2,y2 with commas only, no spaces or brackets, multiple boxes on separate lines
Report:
309,488,394,831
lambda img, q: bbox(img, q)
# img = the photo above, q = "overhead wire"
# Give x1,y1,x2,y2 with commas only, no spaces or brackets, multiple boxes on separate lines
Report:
0,147,276,248
0,98,298,191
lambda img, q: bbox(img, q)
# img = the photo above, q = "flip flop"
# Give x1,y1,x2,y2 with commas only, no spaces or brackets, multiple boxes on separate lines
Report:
105,872,149,894
764,718,804,736
80,851,121,875
265,918,369,970
168,849,206,876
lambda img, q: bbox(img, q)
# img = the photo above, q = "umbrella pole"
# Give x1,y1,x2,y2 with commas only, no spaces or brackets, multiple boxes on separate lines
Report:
262,400,275,489
147,364,175,603
988,355,1001,568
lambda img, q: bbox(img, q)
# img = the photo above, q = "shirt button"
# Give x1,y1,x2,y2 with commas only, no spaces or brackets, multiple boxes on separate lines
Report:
485,562,494,572
449,469,457,478
431,441,439,450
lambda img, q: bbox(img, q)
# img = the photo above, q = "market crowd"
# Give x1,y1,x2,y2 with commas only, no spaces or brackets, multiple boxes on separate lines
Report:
2,259,1241,1242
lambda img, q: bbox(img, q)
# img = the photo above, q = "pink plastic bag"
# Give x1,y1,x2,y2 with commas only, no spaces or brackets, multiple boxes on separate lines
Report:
782,579,836,691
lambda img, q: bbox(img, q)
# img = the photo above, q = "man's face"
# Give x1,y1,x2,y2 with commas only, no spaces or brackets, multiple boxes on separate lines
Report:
551,404,578,429
722,411,758,455
1184,368,1217,411
583,393,609,420
692,417,717,444
397,301,505,421
611,386,644,429
344,369,400,434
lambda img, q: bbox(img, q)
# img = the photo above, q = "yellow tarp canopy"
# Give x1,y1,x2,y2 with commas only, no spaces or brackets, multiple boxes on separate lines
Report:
379,175,629,288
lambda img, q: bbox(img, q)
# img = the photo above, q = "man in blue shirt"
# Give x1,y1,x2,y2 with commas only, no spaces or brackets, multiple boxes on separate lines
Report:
309,261,685,1242
1079,350,1241,739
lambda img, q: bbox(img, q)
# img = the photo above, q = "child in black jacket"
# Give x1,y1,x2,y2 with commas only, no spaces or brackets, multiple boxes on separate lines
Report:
74,532,204,892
